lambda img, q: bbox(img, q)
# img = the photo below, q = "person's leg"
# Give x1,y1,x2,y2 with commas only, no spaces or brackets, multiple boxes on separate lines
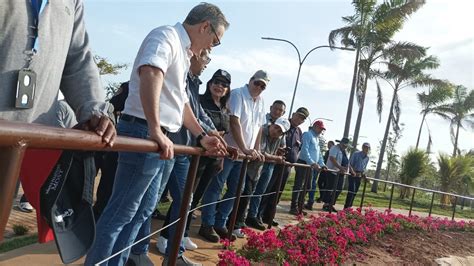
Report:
191,157,221,210
306,169,318,208
317,171,327,202
333,174,345,204
261,165,290,222
322,173,337,206
290,164,306,212
235,175,253,228
214,161,244,229
84,120,162,266
344,175,356,209
248,163,275,219
94,151,118,220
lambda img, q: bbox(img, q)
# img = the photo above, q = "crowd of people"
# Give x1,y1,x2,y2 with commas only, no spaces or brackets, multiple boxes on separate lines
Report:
0,1,370,266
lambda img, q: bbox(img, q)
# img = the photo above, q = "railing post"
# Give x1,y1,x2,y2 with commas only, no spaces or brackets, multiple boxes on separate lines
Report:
168,155,201,266
409,188,416,217
359,177,368,211
298,167,311,214
227,159,248,240
388,184,395,210
267,163,285,229
451,196,457,221
0,145,27,242
429,192,435,217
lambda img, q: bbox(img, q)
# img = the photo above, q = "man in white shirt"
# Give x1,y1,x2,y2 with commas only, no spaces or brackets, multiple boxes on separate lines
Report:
199,70,269,243
85,3,229,266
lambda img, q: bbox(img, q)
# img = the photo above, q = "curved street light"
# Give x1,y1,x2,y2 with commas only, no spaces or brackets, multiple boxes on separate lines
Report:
261,37,355,119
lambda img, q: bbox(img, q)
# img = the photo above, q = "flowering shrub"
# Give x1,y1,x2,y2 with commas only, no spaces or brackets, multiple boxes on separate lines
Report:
218,208,474,265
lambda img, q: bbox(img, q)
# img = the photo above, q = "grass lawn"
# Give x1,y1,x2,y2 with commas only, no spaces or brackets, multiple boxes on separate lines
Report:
0,234,37,253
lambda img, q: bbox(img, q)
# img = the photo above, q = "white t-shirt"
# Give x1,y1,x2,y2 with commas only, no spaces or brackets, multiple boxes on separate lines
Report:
224,85,266,150
123,23,192,133
326,145,343,175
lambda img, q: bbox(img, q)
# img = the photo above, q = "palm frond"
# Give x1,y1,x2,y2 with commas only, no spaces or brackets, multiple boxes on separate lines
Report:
376,80,383,122
391,92,401,134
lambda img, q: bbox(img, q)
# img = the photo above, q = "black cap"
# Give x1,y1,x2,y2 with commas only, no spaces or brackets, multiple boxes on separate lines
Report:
295,107,309,118
336,137,351,146
40,150,96,264
211,69,231,84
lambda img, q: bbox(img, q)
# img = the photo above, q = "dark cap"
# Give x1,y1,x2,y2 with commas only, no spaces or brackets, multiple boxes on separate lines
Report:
40,150,96,264
336,137,351,146
313,120,326,130
212,69,231,84
295,107,309,118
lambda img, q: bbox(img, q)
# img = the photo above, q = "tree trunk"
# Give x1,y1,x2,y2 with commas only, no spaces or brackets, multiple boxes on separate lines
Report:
352,69,370,151
415,113,427,150
383,155,392,192
452,120,461,157
372,90,398,193
343,46,361,138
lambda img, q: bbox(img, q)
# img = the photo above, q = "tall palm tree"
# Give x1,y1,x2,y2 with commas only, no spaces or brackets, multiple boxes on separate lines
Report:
371,46,445,192
437,154,474,205
432,85,474,157
329,0,426,146
399,148,429,198
415,84,453,149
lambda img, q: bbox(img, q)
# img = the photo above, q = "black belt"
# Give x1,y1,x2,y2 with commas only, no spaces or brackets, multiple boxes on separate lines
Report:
120,114,169,135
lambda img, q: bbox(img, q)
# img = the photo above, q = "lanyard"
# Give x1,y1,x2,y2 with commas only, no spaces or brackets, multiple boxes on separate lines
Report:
30,0,48,53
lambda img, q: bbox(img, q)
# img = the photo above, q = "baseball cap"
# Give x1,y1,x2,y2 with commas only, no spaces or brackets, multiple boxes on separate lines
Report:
295,107,309,119
312,120,326,130
362,142,371,148
274,117,291,133
212,69,231,84
336,137,352,147
251,70,270,85
40,150,96,264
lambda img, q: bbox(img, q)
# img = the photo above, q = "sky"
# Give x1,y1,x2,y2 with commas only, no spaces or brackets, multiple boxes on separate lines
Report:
83,0,473,168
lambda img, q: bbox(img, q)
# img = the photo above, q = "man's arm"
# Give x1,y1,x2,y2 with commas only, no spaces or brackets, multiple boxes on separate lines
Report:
229,115,256,159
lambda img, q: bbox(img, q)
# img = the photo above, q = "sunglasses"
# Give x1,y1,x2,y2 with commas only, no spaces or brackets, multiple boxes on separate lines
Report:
253,80,266,90
212,80,229,88
209,23,221,47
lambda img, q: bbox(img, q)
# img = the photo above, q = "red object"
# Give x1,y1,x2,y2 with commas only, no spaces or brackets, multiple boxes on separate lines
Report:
20,149,62,243
313,120,326,130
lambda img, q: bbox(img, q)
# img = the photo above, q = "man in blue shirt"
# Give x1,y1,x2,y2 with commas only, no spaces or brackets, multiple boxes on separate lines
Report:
289,120,327,215
344,142,370,209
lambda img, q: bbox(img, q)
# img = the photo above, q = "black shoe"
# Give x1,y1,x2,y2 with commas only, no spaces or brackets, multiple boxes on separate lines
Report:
262,219,279,227
162,255,202,266
198,225,220,243
331,206,338,213
151,209,166,220
316,198,322,203
126,253,154,266
289,208,299,215
245,217,266,231
214,226,236,241
304,203,313,211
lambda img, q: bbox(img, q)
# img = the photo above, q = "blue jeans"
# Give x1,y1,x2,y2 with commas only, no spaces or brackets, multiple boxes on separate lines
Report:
201,158,242,228
130,158,174,255
84,119,165,266
307,169,319,205
247,163,275,219
164,155,190,256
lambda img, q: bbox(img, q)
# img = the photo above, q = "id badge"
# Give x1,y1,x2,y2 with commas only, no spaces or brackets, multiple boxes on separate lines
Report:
15,69,36,109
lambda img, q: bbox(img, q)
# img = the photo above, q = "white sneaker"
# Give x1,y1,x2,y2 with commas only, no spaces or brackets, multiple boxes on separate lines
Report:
183,236,198,250
18,201,34,213
155,236,167,254
233,228,245,238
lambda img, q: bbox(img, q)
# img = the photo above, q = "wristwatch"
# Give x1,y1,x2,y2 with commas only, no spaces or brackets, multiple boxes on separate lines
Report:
196,131,207,144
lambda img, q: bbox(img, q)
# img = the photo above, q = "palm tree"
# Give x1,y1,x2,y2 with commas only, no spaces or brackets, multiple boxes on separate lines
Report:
415,84,453,149
399,148,430,199
329,0,426,147
371,46,445,192
432,85,474,157
437,154,474,205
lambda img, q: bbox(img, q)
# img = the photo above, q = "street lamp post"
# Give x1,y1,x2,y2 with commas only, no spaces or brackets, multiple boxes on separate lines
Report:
261,37,354,119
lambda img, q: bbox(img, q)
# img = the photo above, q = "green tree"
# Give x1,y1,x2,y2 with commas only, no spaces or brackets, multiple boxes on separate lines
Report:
432,85,474,157
94,55,128,99
329,0,425,148
437,154,474,205
383,126,403,191
415,83,453,149
399,148,430,199
371,45,446,192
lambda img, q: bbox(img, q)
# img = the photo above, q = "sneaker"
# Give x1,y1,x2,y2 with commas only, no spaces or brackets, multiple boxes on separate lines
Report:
304,203,313,211
198,225,220,243
233,228,245,238
162,255,202,266
245,217,266,231
183,237,198,250
151,209,167,220
126,253,154,266
18,201,34,213
156,236,167,254
214,226,236,241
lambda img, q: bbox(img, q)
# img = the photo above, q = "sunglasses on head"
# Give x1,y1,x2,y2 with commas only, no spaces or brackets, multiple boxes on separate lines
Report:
253,80,266,90
213,80,229,88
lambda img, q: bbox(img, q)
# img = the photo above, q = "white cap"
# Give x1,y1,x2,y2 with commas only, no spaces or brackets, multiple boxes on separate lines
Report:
274,117,290,132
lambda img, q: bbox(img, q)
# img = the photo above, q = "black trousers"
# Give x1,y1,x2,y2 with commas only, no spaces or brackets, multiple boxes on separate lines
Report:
93,151,118,220
322,173,344,205
235,175,258,228
290,159,308,210
344,175,362,208
260,164,291,222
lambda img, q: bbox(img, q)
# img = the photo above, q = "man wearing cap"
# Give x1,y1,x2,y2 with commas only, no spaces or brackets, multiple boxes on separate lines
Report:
259,107,309,224
235,117,289,233
199,70,269,242
323,137,350,212
289,120,327,215
344,142,370,209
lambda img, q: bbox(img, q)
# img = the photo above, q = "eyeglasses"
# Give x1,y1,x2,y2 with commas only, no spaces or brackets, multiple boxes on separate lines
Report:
209,23,221,47
212,80,229,88
253,80,266,90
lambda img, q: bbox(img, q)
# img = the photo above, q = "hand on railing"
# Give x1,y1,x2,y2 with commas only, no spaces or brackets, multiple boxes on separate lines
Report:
79,114,117,147
150,130,174,159
201,135,227,157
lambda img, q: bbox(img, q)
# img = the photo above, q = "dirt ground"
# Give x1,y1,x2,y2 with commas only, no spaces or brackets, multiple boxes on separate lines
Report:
347,230,474,264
